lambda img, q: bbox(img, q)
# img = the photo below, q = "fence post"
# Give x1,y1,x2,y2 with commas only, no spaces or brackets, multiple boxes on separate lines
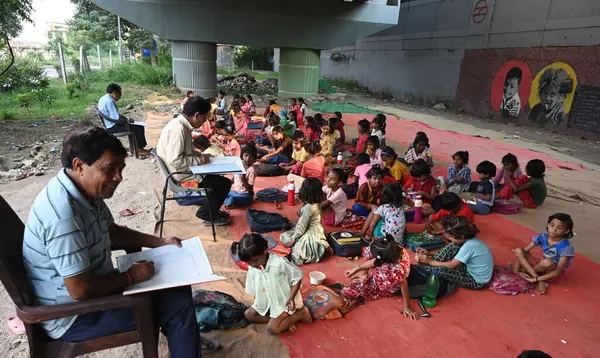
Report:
109,50,113,66
58,42,68,83
97,44,102,69
79,46,84,75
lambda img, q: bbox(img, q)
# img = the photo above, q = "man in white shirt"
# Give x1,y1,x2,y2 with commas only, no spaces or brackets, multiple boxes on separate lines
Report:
156,96,232,226
98,83,150,157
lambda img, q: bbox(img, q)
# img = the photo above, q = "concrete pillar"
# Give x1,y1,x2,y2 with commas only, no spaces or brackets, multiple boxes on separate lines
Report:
278,48,320,98
273,48,280,72
171,41,217,98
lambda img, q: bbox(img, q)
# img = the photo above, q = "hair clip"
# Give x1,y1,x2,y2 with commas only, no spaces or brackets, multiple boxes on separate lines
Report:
376,255,381,260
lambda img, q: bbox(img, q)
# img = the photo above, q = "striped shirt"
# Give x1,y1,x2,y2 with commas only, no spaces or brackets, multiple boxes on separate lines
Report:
447,164,472,186
22,169,115,339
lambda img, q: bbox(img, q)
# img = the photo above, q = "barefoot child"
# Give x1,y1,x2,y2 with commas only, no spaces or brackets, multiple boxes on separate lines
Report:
361,183,406,245
233,233,312,334
280,178,329,265
321,168,349,227
463,160,497,215
493,153,522,189
352,165,384,217
513,213,574,294
342,236,419,320
497,159,547,208
260,126,293,165
415,216,494,290
224,144,257,209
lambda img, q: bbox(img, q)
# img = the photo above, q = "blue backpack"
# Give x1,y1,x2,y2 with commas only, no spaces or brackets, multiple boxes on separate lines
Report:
192,290,249,332
246,208,292,233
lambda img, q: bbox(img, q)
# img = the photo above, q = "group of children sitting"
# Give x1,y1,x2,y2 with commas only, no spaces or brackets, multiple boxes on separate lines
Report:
185,95,575,335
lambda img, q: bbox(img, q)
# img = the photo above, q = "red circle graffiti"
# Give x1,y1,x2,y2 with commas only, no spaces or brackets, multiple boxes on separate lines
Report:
472,0,488,24
490,60,533,118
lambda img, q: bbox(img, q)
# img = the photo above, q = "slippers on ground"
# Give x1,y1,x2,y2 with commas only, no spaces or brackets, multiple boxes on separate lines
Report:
119,209,140,217
275,201,283,210
200,335,221,354
8,316,25,335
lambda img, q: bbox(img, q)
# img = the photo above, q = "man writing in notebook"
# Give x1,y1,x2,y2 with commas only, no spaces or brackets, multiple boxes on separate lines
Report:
22,125,216,357
156,96,232,226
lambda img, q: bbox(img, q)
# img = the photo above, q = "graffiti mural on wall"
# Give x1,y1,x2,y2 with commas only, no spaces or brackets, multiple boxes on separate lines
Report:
490,60,533,119
528,62,578,125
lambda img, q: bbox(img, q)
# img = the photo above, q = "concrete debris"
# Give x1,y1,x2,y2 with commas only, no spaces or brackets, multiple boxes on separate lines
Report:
218,73,278,94
0,142,60,182
433,103,447,110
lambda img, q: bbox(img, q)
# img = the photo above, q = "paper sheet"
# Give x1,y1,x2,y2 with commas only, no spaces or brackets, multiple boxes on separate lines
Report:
190,156,246,175
117,237,225,295
133,121,150,127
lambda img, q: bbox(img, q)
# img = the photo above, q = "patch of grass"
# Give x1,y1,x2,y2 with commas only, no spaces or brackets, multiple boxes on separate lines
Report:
0,110,17,120
217,67,278,80
326,77,394,100
91,62,173,86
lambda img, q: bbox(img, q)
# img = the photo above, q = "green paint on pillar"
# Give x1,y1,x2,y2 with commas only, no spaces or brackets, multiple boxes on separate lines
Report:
278,48,320,98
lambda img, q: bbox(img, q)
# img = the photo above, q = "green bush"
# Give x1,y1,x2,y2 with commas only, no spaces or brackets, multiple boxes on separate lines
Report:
16,92,36,113
0,110,17,120
95,63,172,86
233,46,273,70
0,58,50,92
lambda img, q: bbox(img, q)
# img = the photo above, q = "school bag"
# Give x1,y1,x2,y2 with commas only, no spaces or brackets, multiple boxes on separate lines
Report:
246,208,292,233
488,266,536,295
404,232,444,253
254,164,285,177
230,235,291,271
492,200,521,215
327,231,367,257
302,284,359,320
192,289,249,332
256,188,287,203
341,182,358,199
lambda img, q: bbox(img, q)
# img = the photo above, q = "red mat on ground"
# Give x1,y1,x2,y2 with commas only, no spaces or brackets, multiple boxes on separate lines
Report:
340,113,586,171
224,175,598,358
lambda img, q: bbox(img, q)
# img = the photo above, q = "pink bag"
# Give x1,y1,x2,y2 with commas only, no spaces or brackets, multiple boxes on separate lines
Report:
492,200,521,215
488,266,536,295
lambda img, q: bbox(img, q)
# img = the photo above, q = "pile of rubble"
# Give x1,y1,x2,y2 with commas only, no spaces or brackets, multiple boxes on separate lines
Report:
0,141,60,182
217,73,278,94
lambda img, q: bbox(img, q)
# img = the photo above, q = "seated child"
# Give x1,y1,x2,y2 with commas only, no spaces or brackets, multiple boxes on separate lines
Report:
352,165,384,217
304,116,319,142
331,112,345,145
446,151,471,194
405,135,433,167
212,124,240,157
288,141,325,187
290,98,303,125
280,178,329,265
361,182,406,245
319,122,337,164
181,90,194,110
366,135,382,166
314,113,326,133
279,109,297,138
263,100,283,118
426,192,475,240
497,159,547,208
407,132,428,151
281,131,309,175
348,119,371,153
260,126,293,165
407,159,438,207
321,168,349,227
512,213,574,295
243,94,257,115
493,153,522,189
216,90,227,115
353,152,373,188
342,236,419,320
193,135,224,157
415,215,494,290
298,97,307,120
371,114,386,147
258,114,280,148
464,160,496,215
224,144,257,209
381,146,411,187
233,233,312,334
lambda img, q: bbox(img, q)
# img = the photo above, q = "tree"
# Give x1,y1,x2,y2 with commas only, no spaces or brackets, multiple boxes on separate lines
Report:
0,0,34,76
126,28,157,66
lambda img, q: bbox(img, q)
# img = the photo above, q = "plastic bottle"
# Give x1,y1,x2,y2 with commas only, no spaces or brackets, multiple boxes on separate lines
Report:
414,195,423,224
422,269,440,308
287,180,295,206
337,152,343,165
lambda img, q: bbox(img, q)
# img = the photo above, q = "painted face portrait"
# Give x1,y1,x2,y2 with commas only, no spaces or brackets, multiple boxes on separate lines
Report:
504,78,520,99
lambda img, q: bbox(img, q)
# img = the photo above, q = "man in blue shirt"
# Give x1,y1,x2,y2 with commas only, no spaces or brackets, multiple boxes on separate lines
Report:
22,125,215,357
98,83,150,157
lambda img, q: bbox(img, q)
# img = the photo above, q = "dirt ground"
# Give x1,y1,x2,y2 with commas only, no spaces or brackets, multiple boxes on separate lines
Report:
0,92,599,357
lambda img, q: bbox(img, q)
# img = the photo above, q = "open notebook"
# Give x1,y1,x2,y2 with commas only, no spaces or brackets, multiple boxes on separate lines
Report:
190,156,246,175
116,237,225,295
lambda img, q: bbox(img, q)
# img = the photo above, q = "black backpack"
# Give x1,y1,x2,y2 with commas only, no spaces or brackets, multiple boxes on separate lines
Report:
254,164,285,177
246,208,292,233
192,289,249,332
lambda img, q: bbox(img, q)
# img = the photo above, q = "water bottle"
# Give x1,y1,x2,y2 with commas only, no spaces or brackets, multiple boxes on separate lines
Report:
287,180,295,206
414,195,423,224
337,152,343,165
422,269,440,308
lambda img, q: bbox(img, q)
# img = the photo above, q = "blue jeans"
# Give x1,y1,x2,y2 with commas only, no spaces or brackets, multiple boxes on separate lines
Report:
352,203,371,217
264,154,290,165
61,286,200,358
224,190,253,206
469,202,491,215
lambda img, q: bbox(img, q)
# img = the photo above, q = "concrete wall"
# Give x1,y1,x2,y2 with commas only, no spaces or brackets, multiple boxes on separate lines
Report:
321,0,600,107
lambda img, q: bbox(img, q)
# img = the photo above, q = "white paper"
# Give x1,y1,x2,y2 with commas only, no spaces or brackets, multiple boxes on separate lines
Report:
117,237,225,295
190,156,246,175
133,121,150,127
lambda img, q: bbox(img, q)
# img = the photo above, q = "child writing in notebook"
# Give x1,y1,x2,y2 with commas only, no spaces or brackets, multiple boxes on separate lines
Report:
361,182,406,245
224,143,257,209
512,213,575,295
233,233,312,334
321,168,349,227
260,126,293,165
342,236,419,320
352,165,384,217
280,178,329,265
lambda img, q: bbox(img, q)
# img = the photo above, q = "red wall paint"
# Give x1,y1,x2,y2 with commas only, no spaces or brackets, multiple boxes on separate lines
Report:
455,47,600,129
